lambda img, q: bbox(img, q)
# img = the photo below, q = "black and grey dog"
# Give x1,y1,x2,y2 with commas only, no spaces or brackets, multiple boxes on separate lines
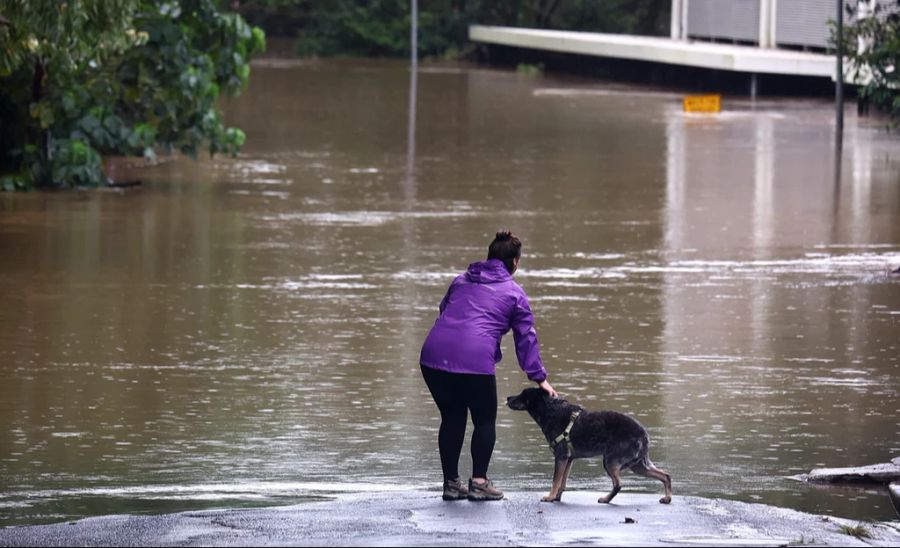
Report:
507,387,672,504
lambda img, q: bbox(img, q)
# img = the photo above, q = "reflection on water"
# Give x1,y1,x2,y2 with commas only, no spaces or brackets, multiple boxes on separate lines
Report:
0,59,898,526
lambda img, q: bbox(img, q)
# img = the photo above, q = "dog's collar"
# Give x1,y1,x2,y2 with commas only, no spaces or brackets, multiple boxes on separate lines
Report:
549,410,581,456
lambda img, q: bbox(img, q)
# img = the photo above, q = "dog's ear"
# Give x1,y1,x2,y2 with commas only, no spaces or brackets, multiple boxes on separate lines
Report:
539,388,559,401
548,393,566,405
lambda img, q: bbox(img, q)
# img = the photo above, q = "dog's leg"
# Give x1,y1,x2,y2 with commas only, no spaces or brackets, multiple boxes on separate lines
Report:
542,458,569,502
557,458,575,499
598,464,622,504
632,461,673,504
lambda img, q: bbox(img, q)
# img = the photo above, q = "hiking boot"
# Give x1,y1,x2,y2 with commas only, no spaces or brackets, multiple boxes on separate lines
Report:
467,478,504,501
442,478,468,501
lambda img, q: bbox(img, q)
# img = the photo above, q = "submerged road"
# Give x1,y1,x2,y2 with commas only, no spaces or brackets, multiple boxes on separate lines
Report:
1,491,899,546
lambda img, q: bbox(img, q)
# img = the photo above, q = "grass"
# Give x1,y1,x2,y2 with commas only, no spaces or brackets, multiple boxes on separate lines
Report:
516,62,544,76
838,522,873,540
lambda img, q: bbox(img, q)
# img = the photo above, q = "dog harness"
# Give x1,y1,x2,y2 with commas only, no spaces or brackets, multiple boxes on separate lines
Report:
549,410,581,458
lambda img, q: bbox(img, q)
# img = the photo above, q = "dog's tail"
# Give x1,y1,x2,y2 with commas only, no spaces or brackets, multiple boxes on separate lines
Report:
634,433,651,468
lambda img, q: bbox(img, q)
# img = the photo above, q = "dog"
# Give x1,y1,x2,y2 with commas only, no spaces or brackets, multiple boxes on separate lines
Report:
506,387,672,504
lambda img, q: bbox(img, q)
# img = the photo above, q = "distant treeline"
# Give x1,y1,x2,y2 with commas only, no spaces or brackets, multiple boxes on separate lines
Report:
234,0,670,58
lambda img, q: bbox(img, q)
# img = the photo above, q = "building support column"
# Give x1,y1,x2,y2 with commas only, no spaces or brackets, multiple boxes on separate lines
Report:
671,0,686,40
759,0,776,47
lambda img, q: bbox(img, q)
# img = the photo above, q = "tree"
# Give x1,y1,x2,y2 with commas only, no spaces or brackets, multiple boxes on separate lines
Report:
252,0,668,59
0,0,140,188
112,1,265,158
836,0,900,122
0,0,266,190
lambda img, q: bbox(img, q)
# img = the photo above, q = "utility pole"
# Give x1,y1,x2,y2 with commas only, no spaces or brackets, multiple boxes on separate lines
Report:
835,0,844,147
410,0,418,73
404,0,418,201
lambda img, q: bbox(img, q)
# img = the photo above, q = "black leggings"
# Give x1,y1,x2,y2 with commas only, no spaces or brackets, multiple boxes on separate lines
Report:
420,365,497,481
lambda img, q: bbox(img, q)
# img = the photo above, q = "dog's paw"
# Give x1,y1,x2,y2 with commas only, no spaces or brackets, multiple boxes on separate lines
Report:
541,495,560,503
597,496,611,504
659,496,672,504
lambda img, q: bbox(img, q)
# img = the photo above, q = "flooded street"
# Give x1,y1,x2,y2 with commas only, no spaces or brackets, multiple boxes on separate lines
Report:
0,58,898,526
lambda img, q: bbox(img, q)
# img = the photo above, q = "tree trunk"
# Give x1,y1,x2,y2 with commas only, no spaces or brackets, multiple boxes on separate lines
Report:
801,460,900,484
31,57,50,185
536,0,561,28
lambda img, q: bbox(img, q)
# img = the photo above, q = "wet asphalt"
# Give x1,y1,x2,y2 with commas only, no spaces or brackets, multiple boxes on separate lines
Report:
1,491,899,546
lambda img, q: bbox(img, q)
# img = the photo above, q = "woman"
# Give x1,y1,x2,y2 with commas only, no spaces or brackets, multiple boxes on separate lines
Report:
420,231,557,501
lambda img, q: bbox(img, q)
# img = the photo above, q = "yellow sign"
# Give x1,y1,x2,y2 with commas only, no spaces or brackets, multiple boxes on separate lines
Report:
683,94,721,113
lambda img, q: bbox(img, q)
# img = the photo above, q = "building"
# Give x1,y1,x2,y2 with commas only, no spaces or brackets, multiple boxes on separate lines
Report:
672,0,857,51
470,1,877,95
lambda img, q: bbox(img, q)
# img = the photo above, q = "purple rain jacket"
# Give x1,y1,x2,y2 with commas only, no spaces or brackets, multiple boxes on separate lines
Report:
419,258,548,382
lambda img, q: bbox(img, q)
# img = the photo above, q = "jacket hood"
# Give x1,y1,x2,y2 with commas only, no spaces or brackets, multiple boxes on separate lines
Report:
465,259,512,284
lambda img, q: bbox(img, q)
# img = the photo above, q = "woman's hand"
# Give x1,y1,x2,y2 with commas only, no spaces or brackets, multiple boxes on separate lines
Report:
537,379,558,398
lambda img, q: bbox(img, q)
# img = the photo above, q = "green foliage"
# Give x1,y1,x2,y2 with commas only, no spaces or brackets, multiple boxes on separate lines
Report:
516,62,544,76
293,0,426,57
49,139,105,188
0,175,27,192
267,0,668,59
114,0,265,159
302,0,669,57
833,1,900,123
555,0,671,36
0,0,266,190
231,0,309,38
0,0,139,186
0,0,139,77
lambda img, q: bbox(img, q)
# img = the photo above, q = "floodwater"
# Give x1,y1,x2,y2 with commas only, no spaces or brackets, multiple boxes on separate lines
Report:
0,58,898,527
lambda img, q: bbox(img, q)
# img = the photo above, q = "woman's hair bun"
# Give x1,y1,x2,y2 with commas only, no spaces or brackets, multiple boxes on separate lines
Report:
488,231,522,274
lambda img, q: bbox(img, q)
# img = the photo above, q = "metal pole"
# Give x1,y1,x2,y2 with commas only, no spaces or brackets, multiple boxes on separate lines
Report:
404,0,418,201
410,0,418,73
836,0,844,144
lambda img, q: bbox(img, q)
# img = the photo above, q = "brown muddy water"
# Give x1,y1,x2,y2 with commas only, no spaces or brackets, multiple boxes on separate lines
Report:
0,58,898,527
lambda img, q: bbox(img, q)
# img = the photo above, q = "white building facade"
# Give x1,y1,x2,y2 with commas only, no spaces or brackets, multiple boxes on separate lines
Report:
670,0,860,50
